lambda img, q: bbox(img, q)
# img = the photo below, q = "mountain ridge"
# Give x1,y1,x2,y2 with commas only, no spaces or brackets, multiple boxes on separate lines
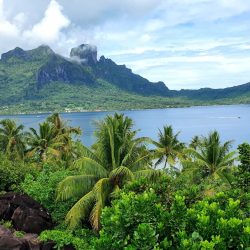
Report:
0,44,250,114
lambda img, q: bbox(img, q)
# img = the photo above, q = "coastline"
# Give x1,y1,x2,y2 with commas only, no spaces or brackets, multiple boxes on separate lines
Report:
0,103,249,116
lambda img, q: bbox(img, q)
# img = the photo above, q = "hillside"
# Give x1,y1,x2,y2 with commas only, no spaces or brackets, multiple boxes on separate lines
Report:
0,44,250,114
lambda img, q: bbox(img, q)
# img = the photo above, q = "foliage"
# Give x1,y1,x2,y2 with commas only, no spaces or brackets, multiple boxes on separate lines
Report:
189,135,202,150
235,143,250,192
40,229,95,250
21,165,76,223
152,125,185,169
46,113,81,165
26,113,81,164
14,231,25,238
0,113,249,249
57,113,163,230
94,190,167,250
183,131,236,184
26,121,64,162
0,220,13,229
0,119,26,159
94,183,250,249
0,153,38,191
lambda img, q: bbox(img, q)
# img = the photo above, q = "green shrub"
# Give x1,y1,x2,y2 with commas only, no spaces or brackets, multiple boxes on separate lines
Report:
0,220,13,229
235,143,250,192
14,231,25,238
0,153,38,191
94,190,167,249
123,175,173,204
21,166,76,224
40,229,95,250
94,188,250,249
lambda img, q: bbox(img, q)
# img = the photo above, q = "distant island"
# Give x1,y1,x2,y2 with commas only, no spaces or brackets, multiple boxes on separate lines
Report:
0,44,250,114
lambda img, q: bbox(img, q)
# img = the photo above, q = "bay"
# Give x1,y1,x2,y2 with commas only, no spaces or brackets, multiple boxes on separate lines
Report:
0,105,249,149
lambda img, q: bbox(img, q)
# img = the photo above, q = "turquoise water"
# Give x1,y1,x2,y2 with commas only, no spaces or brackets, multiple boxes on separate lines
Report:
0,105,249,148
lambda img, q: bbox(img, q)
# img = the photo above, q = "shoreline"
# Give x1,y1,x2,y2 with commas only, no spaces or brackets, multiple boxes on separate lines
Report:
0,103,249,116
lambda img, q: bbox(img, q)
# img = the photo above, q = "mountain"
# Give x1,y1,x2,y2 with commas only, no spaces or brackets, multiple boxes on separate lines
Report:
0,44,250,114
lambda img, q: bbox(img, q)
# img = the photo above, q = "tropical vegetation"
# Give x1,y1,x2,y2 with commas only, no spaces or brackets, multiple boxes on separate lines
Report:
0,113,249,249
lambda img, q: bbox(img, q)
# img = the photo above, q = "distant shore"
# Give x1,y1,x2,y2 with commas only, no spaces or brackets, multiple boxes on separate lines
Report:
0,103,249,116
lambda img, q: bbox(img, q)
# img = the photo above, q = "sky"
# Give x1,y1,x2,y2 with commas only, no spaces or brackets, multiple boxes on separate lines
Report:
1,0,250,90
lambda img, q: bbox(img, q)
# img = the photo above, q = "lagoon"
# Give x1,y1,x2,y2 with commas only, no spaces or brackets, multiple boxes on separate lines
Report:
0,105,249,148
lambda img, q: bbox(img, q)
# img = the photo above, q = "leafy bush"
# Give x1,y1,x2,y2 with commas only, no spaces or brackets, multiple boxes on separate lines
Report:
94,186,250,249
14,231,25,238
0,220,13,229
21,166,76,224
94,190,167,250
0,153,38,191
40,229,95,250
235,143,250,192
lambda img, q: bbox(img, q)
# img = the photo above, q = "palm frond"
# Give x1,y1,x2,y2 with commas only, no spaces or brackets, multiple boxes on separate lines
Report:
109,166,134,184
77,144,101,163
127,153,152,170
73,157,108,178
217,151,236,168
91,178,113,230
65,191,95,229
57,175,97,201
90,201,103,231
213,168,233,187
134,169,165,181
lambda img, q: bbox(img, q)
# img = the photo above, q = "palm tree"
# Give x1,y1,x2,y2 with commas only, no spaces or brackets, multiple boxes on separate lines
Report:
26,121,63,162
46,113,81,163
183,131,236,182
152,125,185,169
0,119,26,159
189,135,202,150
46,113,81,136
57,113,163,230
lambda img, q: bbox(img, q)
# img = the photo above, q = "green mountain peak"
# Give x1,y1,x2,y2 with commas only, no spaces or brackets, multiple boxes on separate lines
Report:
0,44,250,114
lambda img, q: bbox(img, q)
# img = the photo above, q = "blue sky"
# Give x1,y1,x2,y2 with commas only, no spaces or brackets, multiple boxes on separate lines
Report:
1,0,250,89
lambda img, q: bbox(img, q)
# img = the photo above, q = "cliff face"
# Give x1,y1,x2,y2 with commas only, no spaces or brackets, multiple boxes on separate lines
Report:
70,44,98,65
36,54,95,88
0,43,170,97
95,56,170,96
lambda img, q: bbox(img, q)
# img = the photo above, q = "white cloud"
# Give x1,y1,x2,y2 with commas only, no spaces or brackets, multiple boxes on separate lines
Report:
1,0,250,89
0,0,71,54
13,12,27,28
23,0,70,44
107,38,244,57
0,0,19,36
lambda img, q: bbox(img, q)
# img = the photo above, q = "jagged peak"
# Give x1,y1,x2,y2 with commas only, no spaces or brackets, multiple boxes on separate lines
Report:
1,45,55,61
13,47,24,52
1,47,26,61
70,44,97,65
29,45,55,56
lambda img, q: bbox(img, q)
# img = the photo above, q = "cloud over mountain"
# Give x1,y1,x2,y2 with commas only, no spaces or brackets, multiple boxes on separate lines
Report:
1,0,250,89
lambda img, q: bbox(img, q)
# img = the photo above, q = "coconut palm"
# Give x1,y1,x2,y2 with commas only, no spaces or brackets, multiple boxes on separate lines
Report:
0,119,26,159
47,113,81,136
189,135,202,150
183,131,236,182
57,113,162,230
152,125,185,169
46,113,81,163
26,121,63,162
